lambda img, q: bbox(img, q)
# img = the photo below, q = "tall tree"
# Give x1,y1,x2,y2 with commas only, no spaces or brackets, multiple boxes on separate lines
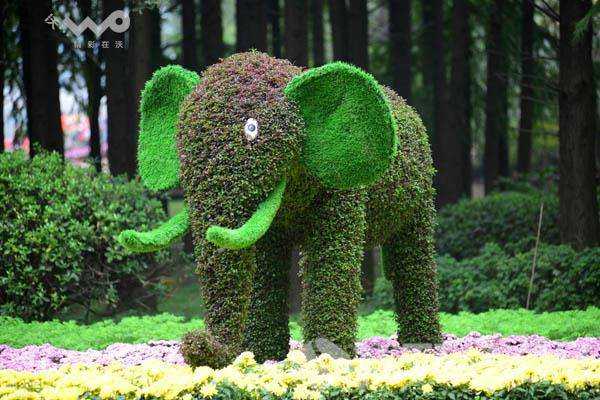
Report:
328,0,349,61
181,0,198,71
284,0,308,66
201,0,224,67
558,0,599,249
0,1,6,152
483,0,508,193
437,0,471,205
103,0,135,177
311,0,324,66
19,0,64,155
517,0,534,173
348,0,369,70
268,0,282,58
389,0,412,102
131,7,156,131
236,0,268,52
81,0,103,171
421,0,448,204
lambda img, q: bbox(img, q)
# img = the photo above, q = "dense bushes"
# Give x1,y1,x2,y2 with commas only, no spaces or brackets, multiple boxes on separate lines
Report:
0,151,177,321
373,243,600,314
436,191,559,259
438,243,600,313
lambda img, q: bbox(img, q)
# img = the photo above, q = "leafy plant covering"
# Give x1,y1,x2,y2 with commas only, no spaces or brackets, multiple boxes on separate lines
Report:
2,351,599,400
436,191,560,259
122,52,440,367
438,243,600,313
2,308,599,350
373,243,600,314
0,151,176,321
284,61,398,189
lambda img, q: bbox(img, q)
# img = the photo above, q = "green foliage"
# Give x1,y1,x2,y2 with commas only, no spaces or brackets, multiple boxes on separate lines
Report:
0,151,176,321
180,329,231,368
301,190,366,357
437,243,600,313
375,88,440,344
138,65,200,191
244,229,292,362
285,62,398,189
177,51,305,362
134,52,438,363
205,178,287,249
436,191,559,259
373,243,600,314
2,308,600,350
118,207,190,252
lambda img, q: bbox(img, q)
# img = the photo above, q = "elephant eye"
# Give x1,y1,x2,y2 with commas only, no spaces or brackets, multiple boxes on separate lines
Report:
244,118,259,141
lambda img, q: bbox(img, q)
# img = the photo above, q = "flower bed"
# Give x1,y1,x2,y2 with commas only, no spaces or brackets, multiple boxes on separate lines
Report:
1,350,599,400
2,333,599,372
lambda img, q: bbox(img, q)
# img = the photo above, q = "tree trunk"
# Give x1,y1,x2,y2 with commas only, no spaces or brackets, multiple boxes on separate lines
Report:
389,0,412,102
151,8,163,68
104,0,136,177
419,0,435,138
311,0,324,66
483,0,508,193
361,248,379,298
517,0,534,174
422,0,448,206
328,0,349,61
284,0,308,66
438,0,471,206
0,2,5,152
19,0,64,156
201,0,224,67
236,0,268,52
347,0,369,70
268,0,282,58
81,0,103,171
558,0,599,249
182,0,198,71
131,7,155,134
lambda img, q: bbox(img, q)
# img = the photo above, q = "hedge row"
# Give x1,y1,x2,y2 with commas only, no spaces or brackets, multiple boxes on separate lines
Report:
1,351,598,400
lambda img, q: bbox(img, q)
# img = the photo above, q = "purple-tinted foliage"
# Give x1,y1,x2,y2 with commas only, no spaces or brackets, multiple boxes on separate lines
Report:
2,333,599,372
0,341,184,372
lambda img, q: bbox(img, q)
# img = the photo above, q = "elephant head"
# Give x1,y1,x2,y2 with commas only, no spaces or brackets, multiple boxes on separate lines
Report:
117,52,398,253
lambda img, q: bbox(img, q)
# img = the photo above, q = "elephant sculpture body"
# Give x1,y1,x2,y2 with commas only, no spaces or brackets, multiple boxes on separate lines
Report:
119,52,440,367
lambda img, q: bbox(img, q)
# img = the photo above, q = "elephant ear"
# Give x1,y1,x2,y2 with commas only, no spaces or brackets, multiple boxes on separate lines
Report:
138,65,200,190
284,62,398,189
117,65,200,253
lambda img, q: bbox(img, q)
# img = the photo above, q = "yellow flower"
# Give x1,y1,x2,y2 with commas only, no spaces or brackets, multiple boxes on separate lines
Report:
234,351,257,369
200,382,218,398
421,383,433,393
287,350,308,365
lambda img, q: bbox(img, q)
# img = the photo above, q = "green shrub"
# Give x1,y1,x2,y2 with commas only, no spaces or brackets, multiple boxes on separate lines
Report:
371,242,599,314
0,151,177,321
437,243,600,313
436,191,559,259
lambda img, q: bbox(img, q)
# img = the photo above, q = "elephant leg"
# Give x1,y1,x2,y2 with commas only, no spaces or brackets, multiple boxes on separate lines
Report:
301,190,366,357
182,242,256,367
243,229,292,362
382,206,441,344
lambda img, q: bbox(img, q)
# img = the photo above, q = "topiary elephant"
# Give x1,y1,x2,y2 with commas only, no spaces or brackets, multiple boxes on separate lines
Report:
118,51,440,367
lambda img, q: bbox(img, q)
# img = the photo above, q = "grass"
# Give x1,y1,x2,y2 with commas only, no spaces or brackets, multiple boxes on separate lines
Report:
1,308,598,350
